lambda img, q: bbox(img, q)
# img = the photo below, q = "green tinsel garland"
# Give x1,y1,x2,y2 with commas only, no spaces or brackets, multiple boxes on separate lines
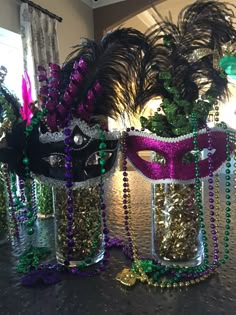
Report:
140,71,219,137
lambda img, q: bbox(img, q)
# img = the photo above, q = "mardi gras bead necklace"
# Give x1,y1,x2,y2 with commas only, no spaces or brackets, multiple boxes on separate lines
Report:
17,108,53,274
61,114,107,271
117,110,234,288
205,124,219,267
2,164,19,236
117,128,209,288
38,61,112,273
23,109,48,236
0,93,20,235
0,166,9,243
20,124,114,285
19,59,121,280
61,118,112,274
9,172,29,223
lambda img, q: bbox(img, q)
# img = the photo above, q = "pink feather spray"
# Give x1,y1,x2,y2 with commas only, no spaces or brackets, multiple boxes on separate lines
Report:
21,71,33,125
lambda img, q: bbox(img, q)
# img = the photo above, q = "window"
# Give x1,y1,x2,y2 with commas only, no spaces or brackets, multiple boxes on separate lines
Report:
0,27,24,101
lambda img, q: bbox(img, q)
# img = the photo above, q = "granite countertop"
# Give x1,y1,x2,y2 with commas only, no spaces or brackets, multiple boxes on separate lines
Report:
0,172,235,315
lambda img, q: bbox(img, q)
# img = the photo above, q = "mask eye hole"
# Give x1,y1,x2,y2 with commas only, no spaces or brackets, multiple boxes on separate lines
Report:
86,151,113,166
137,151,166,165
182,152,196,164
182,149,216,164
202,148,216,158
43,154,65,168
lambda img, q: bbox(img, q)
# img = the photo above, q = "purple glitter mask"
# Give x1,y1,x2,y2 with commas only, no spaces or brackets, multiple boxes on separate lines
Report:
126,127,233,183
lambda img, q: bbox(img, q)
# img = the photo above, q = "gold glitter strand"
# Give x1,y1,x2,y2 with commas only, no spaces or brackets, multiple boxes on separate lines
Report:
35,180,54,218
54,185,103,266
153,183,201,263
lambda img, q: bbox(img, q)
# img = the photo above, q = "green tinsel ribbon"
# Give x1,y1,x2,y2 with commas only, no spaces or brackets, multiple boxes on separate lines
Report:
17,246,51,273
140,71,217,137
0,94,17,124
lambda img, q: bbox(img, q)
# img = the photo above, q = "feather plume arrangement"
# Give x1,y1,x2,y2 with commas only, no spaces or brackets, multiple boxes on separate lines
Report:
0,27,156,176
140,0,236,137
52,27,156,126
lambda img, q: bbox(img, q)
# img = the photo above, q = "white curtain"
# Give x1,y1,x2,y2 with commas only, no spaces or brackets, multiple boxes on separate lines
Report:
20,3,60,98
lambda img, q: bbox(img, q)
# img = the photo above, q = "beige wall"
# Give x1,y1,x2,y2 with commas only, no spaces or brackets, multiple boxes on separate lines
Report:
0,0,94,63
0,0,20,33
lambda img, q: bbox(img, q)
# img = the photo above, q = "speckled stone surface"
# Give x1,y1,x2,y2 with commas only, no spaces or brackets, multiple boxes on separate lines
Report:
0,172,235,315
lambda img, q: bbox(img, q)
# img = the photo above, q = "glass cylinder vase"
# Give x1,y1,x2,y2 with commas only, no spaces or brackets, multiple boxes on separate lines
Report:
54,184,104,267
152,182,204,267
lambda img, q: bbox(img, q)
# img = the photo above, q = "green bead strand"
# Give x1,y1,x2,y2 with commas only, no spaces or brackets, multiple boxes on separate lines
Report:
22,109,48,236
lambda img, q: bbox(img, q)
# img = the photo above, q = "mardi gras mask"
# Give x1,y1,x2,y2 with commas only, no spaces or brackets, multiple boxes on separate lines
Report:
0,118,119,188
126,127,233,184
35,119,119,188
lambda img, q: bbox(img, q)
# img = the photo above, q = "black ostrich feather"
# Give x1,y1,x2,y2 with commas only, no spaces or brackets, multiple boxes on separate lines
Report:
0,28,157,176
60,27,156,120
145,0,236,104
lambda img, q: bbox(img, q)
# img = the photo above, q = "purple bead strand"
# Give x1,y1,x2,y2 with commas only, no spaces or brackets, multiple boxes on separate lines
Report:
122,130,134,259
206,125,219,267
64,114,75,267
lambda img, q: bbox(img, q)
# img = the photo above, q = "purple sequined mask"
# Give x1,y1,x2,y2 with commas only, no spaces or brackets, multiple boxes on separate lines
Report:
126,127,233,183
